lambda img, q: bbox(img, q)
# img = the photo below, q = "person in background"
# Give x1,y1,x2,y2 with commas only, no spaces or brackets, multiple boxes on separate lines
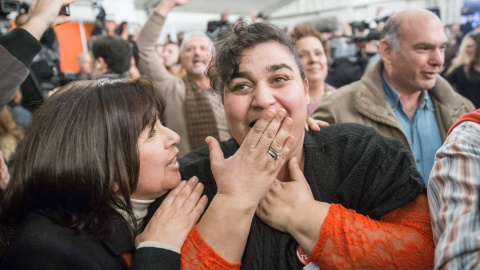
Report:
313,8,475,184
0,77,207,269
443,31,477,76
76,52,92,80
445,32,480,108
136,0,231,157
155,44,164,59
177,31,184,46
428,108,480,269
291,24,335,116
163,42,186,77
89,35,132,79
0,107,23,176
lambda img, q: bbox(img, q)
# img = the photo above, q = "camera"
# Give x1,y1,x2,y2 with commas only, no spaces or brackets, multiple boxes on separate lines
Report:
0,0,19,36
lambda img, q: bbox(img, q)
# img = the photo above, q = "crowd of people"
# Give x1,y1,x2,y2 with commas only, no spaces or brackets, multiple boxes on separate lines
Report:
0,0,479,269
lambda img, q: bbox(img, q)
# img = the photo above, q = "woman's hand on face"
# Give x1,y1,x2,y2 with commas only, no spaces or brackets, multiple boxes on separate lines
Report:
305,117,329,132
135,176,208,249
255,157,315,233
206,108,295,211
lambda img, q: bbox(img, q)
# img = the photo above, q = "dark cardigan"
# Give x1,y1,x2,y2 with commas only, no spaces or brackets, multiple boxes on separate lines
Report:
1,213,180,270
147,123,425,269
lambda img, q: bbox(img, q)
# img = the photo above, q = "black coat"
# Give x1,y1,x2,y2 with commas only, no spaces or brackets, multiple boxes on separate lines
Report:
1,213,180,270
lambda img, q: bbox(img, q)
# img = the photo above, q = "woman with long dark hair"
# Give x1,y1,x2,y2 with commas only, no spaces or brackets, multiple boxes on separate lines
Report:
0,76,207,269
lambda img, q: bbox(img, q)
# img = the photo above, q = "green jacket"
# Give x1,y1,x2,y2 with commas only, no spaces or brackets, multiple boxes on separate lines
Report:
313,60,475,151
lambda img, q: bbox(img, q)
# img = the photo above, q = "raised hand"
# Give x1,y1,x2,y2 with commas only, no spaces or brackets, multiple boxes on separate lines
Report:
23,0,76,40
155,0,190,17
206,108,295,211
305,117,329,132
135,176,208,249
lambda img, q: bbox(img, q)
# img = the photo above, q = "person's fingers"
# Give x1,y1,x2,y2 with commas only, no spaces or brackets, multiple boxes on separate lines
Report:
267,117,292,163
182,179,204,211
53,16,72,26
278,135,295,163
206,136,224,167
256,109,287,152
159,180,187,208
172,176,198,208
242,108,276,150
305,122,309,132
288,157,306,183
63,0,76,5
188,195,208,223
316,119,329,127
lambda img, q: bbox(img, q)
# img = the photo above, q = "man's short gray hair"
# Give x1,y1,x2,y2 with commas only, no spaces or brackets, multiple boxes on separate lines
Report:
179,32,214,57
381,17,402,52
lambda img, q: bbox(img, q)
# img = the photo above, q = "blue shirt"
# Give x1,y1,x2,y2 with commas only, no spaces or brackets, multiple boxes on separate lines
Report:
382,73,442,185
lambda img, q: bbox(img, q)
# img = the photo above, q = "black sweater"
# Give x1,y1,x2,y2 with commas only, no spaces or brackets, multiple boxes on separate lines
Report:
148,123,425,269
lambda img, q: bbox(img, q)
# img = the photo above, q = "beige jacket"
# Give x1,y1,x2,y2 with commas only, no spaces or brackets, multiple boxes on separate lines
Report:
313,60,475,150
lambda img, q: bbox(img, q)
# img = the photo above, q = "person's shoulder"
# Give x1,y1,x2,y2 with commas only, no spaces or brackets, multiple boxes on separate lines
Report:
306,123,405,149
3,213,122,269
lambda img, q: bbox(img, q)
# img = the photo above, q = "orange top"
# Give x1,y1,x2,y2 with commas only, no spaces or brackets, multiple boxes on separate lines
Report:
180,194,434,269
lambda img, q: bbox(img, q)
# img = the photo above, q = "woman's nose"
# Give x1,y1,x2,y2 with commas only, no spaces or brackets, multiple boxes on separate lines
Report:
251,83,276,109
165,127,181,147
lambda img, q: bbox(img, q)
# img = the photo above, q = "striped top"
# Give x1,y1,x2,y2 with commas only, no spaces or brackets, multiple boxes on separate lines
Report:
428,120,480,269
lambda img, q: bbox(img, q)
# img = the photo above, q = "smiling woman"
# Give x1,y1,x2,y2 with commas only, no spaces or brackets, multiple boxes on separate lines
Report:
0,76,207,269
146,20,436,269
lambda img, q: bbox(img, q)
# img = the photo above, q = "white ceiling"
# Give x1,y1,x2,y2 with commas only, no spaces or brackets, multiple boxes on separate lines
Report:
138,0,296,15
23,0,296,16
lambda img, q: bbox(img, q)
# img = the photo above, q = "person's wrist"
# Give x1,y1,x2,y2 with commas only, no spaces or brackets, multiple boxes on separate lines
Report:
287,201,330,254
213,193,258,215
155,0,176,17
21,16,50,40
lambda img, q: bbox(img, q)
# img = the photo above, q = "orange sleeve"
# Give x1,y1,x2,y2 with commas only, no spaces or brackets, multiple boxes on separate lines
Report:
309,194,434,269
180,225,241,270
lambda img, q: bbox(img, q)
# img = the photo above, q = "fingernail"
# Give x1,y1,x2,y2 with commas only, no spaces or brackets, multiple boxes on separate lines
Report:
181,181,187,186
285,117,293,125
278,109,286,117
267,109,275,117
190,176,198,183
196,182,203,189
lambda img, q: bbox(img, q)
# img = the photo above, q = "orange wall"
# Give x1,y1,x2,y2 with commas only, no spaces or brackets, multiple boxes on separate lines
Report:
10,20,96,74
54,22,95,73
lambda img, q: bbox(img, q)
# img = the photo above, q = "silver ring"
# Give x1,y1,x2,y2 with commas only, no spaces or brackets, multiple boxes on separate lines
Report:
268,147,282,160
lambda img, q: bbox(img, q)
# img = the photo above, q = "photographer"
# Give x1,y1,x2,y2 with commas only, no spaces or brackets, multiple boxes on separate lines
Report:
0,0,75,113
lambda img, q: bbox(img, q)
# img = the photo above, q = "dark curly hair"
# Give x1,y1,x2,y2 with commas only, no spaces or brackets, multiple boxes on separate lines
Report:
206,21,305,101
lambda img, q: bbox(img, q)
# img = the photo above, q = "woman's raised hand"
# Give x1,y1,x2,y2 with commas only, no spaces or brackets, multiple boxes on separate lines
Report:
206,108,295,211
135,177,208,249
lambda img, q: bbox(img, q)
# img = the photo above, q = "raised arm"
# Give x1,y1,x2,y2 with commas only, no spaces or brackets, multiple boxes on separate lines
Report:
136,0,182,88
136,0,192,157
0,0,75,110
